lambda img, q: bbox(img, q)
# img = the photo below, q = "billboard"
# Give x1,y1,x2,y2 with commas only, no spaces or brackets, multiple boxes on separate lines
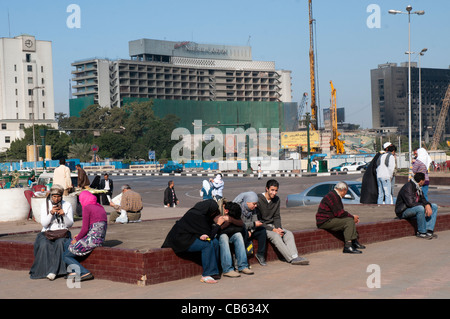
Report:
281,131,320,149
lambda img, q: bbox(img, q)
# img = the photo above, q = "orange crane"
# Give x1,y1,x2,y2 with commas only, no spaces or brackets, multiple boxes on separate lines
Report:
329,81,345,154
308,0,318,130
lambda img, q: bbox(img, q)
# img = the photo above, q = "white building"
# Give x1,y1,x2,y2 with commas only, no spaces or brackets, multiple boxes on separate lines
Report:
0,34,57,152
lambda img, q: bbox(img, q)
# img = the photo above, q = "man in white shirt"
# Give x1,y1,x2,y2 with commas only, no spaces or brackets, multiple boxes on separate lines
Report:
53,159,72,195
376,144,396,204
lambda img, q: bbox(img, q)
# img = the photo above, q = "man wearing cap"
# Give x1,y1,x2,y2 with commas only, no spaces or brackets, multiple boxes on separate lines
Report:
376,143,397,204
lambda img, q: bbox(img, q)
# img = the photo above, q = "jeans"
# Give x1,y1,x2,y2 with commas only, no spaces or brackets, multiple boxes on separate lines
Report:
401,203,438,234
422,185,429,201
187,238,219,277
63,240,90,276
219,232,248,273
377,178,392,204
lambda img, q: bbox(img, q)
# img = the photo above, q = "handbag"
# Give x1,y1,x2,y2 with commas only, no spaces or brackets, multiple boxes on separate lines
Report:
44,229,69,241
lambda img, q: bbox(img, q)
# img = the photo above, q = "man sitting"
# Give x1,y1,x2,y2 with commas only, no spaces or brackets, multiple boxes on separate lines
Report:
316,182,365,254
395,172,438,239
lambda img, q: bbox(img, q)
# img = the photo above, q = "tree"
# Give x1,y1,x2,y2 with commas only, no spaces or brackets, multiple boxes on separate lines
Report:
68,143,93,162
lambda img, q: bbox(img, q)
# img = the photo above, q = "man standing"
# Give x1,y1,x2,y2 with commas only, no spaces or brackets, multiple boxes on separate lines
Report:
110,184,143,223
53,159,72,195
75,164,90,189
395,172,438,239
376,143,396,204
316,182,365,254
257,179,309,265
164,180,179,208
99,173,114,205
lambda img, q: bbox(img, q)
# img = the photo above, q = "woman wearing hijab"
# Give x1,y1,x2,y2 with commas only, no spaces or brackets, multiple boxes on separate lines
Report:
63,190,108,282
412,148,432,201
233,191,267,266
210,173,224,200
162,199,225,283
200,180,213,200
29,184,74,280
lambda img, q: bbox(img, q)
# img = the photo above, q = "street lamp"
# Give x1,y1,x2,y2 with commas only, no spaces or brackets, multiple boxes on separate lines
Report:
418,48,427,147
389,5,425,180
31,86,45,170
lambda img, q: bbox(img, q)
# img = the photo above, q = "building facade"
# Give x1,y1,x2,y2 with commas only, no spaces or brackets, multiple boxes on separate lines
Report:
0,35,57,151
371,62,450,142
71,38,292,110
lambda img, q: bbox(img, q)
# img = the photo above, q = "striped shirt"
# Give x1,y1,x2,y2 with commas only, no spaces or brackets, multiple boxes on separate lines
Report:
316,190,354,227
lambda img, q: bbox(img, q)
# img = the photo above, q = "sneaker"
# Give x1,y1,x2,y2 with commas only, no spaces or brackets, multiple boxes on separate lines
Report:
426,232,438,239
255,254,267,266
290,256,310,265
223,270,240,278
239,268,254,275
416,232,431,239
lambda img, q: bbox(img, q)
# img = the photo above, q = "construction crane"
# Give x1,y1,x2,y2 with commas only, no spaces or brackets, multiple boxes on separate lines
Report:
329,81,345,154
430,83,450,150
297,92,308,128
308,0,318,130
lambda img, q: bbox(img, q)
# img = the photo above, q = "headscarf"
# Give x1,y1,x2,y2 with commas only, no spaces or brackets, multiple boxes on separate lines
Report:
416,148,432,170
233,191,258,218
213,174,223,185
79,190,102,208
202,180,211,193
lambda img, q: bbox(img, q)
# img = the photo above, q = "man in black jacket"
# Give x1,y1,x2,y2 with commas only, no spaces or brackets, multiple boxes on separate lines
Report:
395,172,438,239
99,173,113,205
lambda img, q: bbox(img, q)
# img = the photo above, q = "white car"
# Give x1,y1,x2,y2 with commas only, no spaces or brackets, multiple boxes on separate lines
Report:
330,161,366,172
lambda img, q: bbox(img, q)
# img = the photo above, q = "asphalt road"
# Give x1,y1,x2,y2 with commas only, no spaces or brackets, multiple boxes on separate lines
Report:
106,173,450,209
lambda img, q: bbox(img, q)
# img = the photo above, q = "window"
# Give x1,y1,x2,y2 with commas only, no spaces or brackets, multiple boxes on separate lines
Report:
26,54,31,62
306,184,334,197
28,89,33,96
1,124,6,130
28,77,33,84
27,65,33,72
5,137,10,144
20,124,25,130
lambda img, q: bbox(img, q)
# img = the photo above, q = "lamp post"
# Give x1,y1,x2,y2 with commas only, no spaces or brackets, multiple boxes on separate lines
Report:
31,86,45,170
389,5,425,179
418,48,427,147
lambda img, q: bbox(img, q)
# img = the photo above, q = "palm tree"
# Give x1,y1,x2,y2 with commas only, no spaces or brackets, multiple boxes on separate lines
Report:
68,143,93,162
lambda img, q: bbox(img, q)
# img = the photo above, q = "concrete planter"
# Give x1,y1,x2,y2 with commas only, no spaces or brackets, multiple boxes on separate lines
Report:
0,189,30,222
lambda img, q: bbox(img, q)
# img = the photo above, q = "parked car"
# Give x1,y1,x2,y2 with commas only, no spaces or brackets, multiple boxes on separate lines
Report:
330,161,366,172
160,163,183,173
286,181,362,207
36,171,78,190
357,162,370,170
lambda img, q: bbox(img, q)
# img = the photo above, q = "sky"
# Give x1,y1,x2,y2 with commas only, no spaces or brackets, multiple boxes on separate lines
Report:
1,0,449,129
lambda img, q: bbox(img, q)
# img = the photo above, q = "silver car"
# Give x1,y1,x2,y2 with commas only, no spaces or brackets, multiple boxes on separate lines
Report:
286,181,362,207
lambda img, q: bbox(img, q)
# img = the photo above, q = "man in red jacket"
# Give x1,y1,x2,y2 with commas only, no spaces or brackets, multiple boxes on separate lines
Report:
316,181,365,254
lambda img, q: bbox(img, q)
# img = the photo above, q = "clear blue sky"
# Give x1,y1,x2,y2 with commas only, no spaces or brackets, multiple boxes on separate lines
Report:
1,0,449,129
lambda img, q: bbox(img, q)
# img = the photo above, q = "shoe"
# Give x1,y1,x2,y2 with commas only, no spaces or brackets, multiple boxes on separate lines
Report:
200,276,218,284
352,240,366,249
290,256,310,265
80,273,94,282
416,232,432,239
426,232,438,239
239,268,254,275
223,270,241,278
343,246,362,254
255,254,267,266
46,273,56,281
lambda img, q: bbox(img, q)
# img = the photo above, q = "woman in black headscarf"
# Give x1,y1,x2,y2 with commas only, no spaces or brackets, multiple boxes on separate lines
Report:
162,199,225,283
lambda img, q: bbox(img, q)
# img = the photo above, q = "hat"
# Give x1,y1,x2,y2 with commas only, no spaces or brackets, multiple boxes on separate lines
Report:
49,184,64,196
383,142,392,150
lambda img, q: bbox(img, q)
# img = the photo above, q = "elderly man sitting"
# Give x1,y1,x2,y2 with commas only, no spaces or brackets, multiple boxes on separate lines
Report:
316,182,365,254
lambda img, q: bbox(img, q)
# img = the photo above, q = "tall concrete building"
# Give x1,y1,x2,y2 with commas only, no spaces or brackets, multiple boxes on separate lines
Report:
371,62,450,141
71,38,292,112
0,35,57,151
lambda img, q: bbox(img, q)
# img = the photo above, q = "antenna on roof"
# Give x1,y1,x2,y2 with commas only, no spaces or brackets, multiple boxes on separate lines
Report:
8,9,11,37
247,36,251,46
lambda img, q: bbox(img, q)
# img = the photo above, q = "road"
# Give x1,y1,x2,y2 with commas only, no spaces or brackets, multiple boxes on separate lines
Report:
106,173,450,209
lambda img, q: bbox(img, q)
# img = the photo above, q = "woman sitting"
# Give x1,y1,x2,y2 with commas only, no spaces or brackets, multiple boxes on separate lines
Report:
162,199,226,284
63,190,108,282
29,184,74,280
